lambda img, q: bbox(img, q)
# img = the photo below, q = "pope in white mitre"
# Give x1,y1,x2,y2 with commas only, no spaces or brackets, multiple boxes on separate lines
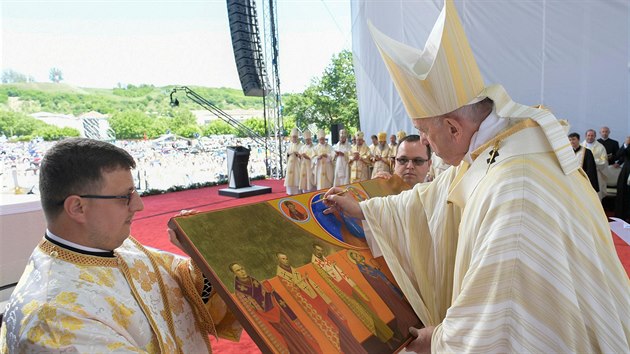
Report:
324,1,630,353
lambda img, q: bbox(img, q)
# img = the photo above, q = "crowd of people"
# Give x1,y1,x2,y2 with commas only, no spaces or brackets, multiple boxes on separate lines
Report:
0,135,269,195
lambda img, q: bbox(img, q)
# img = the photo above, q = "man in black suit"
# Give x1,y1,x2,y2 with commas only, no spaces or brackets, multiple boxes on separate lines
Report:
569,132,599,192
598,126,620,165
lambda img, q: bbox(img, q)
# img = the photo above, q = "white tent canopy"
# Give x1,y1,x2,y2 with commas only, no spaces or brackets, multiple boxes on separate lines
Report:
352,0,630,142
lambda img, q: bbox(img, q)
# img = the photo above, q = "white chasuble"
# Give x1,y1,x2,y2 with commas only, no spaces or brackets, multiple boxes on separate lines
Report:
350,144,371,183
298,144,317,191
333,141,352,186
370,145,391,178
361,120,630,353
313,143,334,190
284,141,303,189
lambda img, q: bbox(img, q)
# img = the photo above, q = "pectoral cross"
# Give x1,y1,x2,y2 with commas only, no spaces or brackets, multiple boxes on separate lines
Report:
486,140,501,173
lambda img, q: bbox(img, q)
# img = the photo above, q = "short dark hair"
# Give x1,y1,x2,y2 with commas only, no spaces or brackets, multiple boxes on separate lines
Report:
568,132,580,140
398,134,431,158
39,138,136,220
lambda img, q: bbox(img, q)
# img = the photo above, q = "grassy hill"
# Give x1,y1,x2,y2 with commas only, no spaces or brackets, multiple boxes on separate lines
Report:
0,82,265,116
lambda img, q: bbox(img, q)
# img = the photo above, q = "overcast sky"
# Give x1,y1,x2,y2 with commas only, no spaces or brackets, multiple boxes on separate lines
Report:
1,0,352,93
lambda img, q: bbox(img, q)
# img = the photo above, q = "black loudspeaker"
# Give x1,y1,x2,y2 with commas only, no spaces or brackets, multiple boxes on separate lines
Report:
227,146,251,189
227,0,268,97
330,123,344,145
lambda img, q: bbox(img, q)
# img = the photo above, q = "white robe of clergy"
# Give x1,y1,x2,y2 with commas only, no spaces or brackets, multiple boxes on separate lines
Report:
388,143,398,171
361,118,630,353
313,142,335,190
582,140,608,200
333,141,352,186
298,143,316,192
0,237,241,353
350,144,371,183
370,144,391,179
427,154,450,182
284,141,303,194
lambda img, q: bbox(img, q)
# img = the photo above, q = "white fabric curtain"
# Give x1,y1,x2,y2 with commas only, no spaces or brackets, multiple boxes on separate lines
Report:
351,0,630,142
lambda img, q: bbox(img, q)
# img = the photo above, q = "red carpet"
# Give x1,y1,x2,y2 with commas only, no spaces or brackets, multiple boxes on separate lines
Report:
132,179,287,256
131,179,630,352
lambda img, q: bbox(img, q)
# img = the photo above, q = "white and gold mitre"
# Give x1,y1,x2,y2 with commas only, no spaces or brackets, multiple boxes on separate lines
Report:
369,0,578,175
368,0,484,119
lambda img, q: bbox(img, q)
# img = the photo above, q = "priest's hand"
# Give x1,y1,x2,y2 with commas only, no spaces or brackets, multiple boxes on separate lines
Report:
167,209,199,253
405,326,435,354
373,171,392,180
322,187,365,220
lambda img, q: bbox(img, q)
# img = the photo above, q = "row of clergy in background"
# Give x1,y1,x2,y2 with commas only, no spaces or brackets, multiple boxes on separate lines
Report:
282,128,451,195
283,124,630,205
568,127,629,201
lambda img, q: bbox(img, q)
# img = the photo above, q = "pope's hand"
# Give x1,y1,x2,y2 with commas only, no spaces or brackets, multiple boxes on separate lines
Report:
322,187,365,220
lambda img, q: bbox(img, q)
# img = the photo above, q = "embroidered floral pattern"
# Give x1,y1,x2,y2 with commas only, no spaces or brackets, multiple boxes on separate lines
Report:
106,296,135,329
129,260,157,292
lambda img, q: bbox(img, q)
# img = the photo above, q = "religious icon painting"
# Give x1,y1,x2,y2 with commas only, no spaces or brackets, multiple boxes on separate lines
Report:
169,175,420,354
278,199,310,222
310,192,367,246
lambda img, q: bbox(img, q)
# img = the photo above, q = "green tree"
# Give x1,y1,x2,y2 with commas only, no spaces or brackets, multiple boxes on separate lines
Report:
202,119,236,136
109,110,153,139
314,49,359,129
238,117,266,137
2,69,34,84
49,68,63,83
170,109,197,131
0,111,45,136
281,116,296,136
113,84,154,97
147,117,171,138
175,124,201,138
35,125,80,141
283,49,359,131
283,88,319,130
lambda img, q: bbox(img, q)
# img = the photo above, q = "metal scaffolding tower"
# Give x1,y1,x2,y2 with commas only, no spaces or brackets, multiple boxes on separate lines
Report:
258,0,284,178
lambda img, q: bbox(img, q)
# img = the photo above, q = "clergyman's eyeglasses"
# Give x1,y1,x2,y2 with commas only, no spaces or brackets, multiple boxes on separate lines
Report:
396,157,427,166
57,189,137,206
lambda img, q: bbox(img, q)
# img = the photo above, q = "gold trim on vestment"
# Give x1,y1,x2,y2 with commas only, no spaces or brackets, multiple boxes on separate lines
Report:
38,239,118,267
470,119,538,161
